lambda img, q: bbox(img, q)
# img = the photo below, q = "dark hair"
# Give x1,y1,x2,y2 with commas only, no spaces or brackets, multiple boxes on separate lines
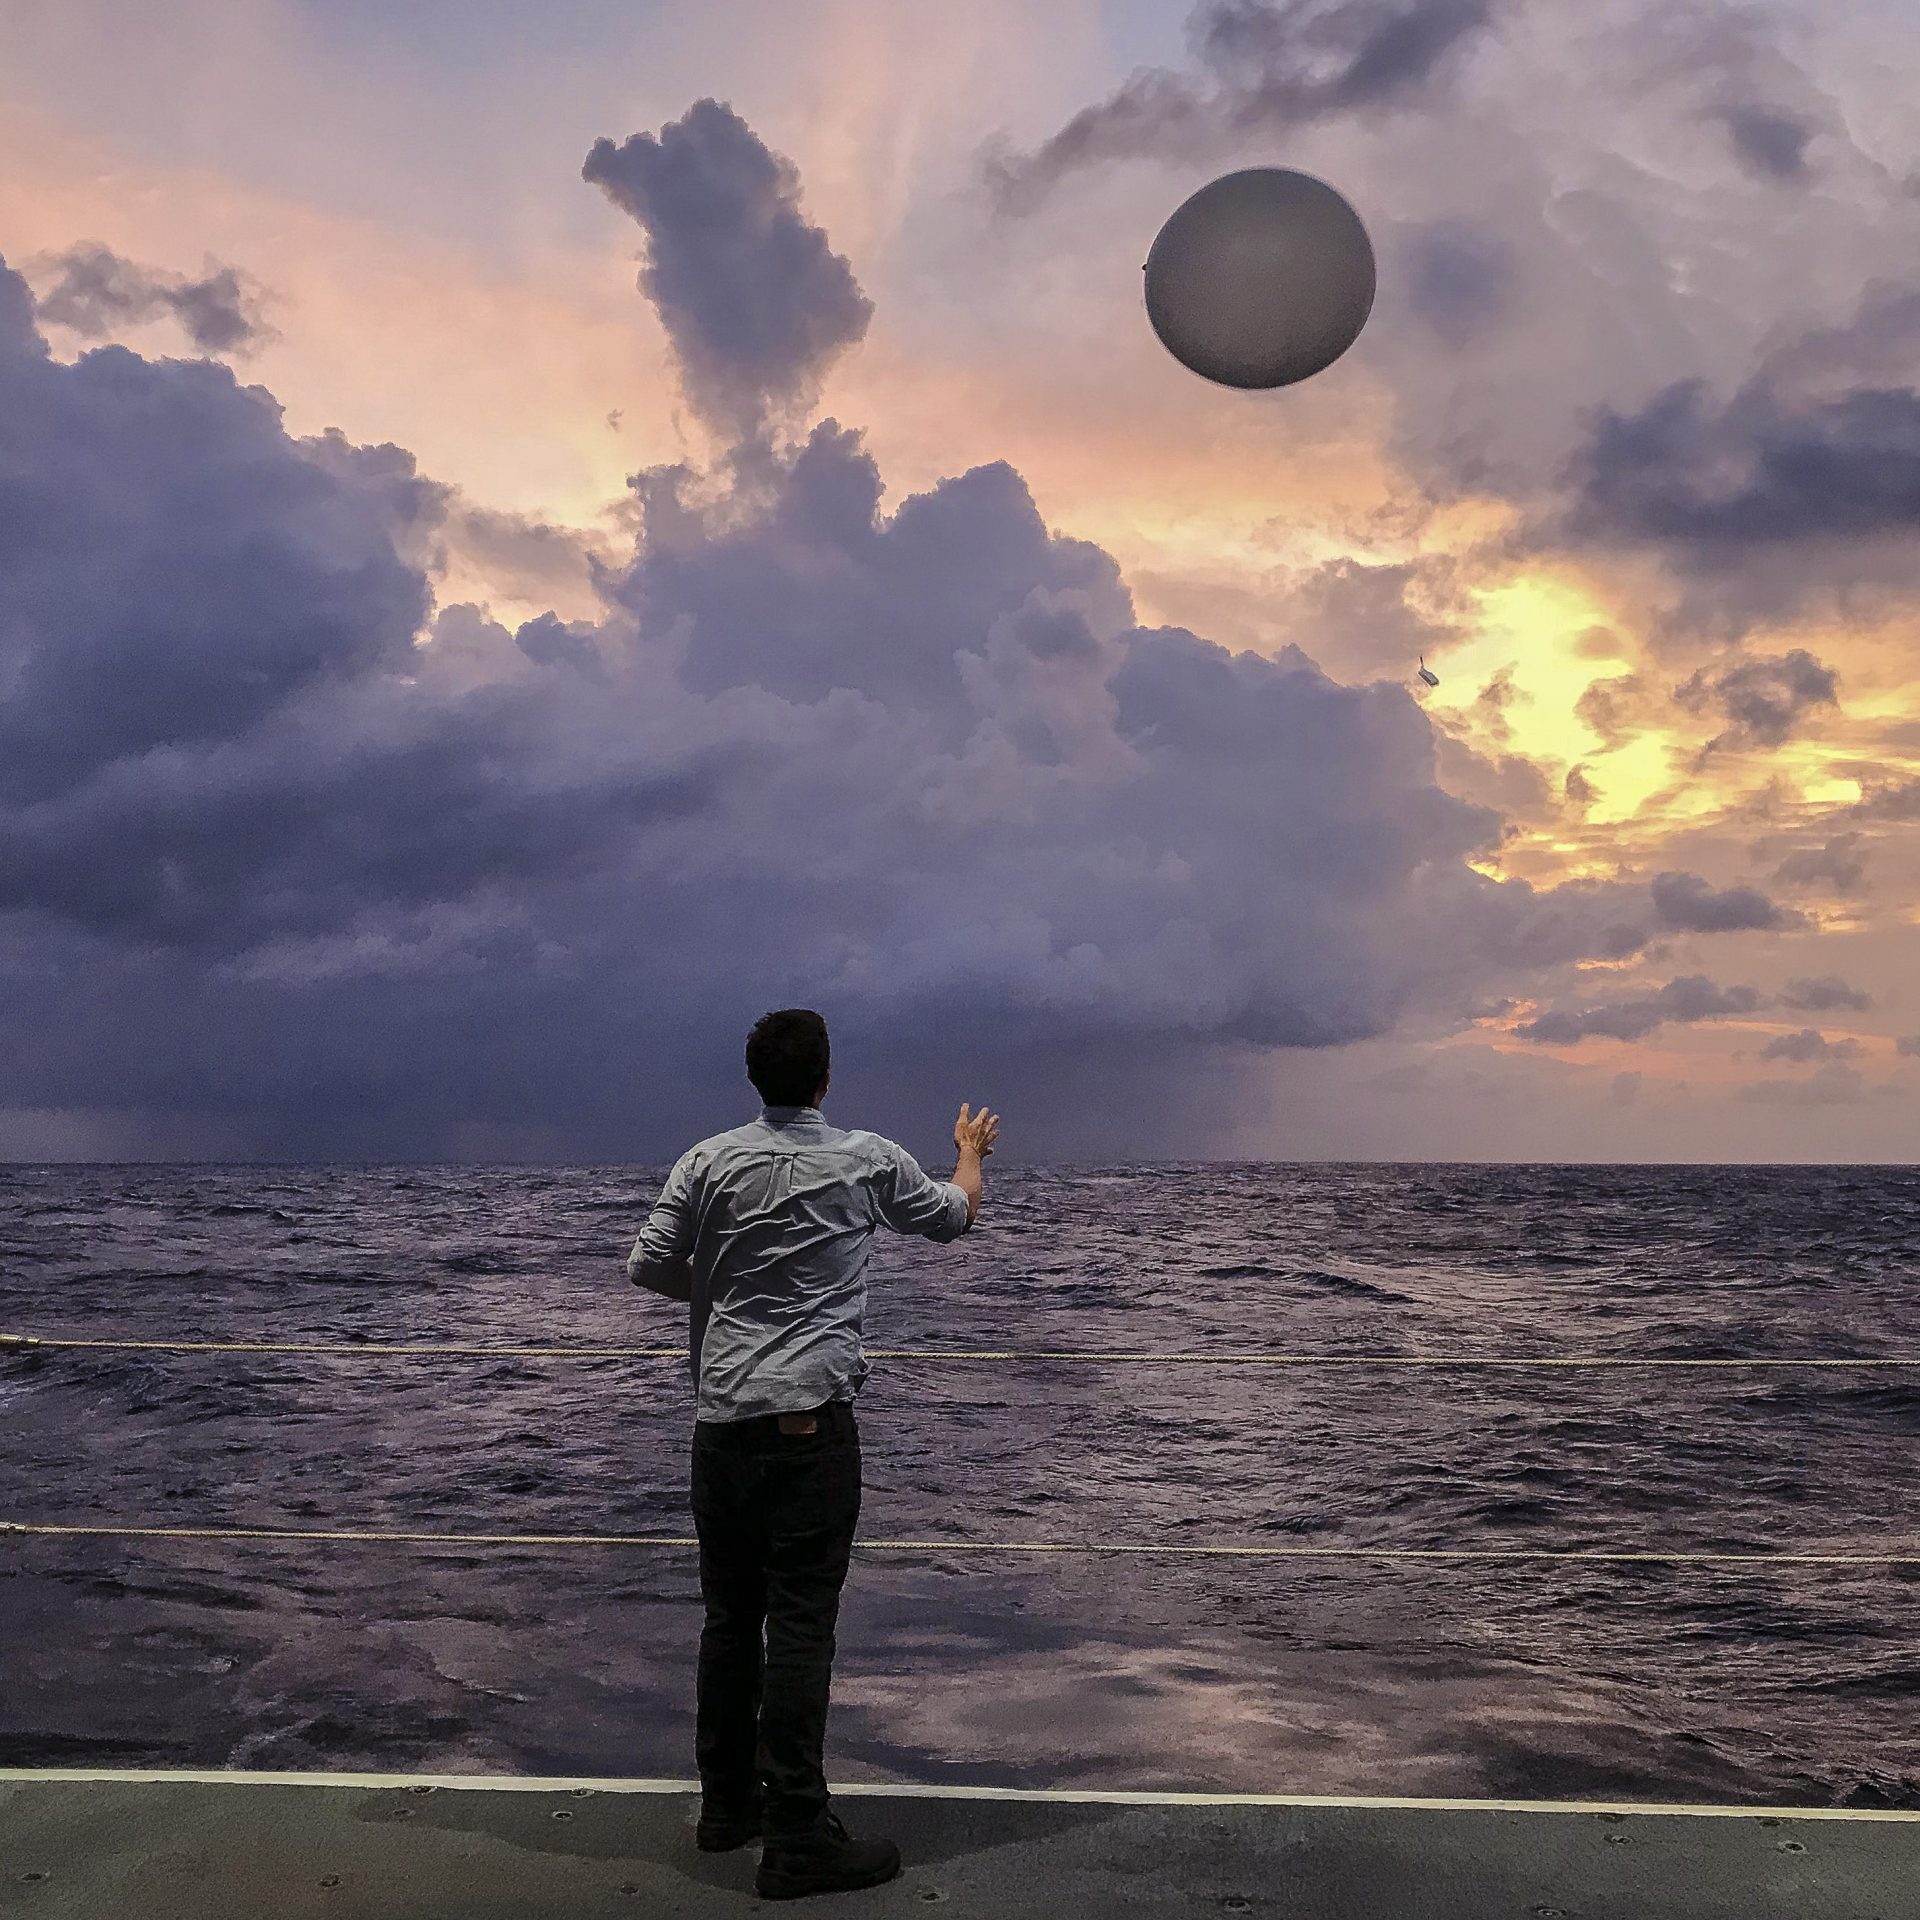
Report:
745,1008,830,1107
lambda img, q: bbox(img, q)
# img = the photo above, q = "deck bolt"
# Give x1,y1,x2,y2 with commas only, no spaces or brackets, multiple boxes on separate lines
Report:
319,1875,342,1889
19,1871,49,1883
1778,1840,1806,1854
552,1809,574,1820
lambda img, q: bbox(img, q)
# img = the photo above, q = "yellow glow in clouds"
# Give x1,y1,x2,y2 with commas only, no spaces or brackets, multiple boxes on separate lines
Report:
1427,573,1673,823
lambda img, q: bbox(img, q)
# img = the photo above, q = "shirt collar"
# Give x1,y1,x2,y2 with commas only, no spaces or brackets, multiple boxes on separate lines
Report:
759,1104,828,1129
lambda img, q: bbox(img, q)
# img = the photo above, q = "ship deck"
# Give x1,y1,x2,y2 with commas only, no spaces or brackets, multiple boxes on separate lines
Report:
3,1771,1915,1918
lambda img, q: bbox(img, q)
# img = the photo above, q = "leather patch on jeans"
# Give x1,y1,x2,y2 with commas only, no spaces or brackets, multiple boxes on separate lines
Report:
777,1412,819,1435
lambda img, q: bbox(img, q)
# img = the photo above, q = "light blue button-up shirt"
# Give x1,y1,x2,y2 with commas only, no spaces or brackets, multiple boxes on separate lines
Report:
628,1105,972,1423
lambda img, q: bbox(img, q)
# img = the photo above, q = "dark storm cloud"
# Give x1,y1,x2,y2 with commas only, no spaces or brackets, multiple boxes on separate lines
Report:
0,81,1826,1159
1781,974,1872,1014
1516,973,1763,1045
0,335,430,808
0,675,726,951
1849,776,1920,822
981,0,1498,215
28,242,273,354
582,99,873,444
1649,870,1797,933
1673,648,1838,752
1565,371,1920,554
1759,1027,1856,1064
1771,835,1867,894
0,253,39,350
609,423,1126,729
1546,284,1920,635
1401,220,1517,349
1715,102,1814,182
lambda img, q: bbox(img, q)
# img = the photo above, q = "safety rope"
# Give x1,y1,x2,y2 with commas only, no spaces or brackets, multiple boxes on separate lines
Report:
4,1334,1917,1366
0,1520,1914,1565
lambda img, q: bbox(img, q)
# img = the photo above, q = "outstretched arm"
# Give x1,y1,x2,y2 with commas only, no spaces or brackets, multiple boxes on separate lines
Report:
873,1106,1000,1243
950,1101,1000,1227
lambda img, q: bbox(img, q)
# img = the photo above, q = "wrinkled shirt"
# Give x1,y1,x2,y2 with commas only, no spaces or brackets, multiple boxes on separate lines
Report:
628,1105,972,1423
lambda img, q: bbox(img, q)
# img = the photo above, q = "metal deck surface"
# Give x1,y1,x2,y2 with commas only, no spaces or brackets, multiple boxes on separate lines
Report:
2,1774,1914,1918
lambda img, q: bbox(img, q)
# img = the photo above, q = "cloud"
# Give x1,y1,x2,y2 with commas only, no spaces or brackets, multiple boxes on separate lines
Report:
1899,1036,1920,1058
1621,2,1830,185
1739,1061,1866,1105
1771,834,1867,893
1673,648,1838,752
1850,776,1920,823
1714,102,1815,182
980,0,1499,215
1432,732,1555,823
1567,372,1920,552
1563,765,1598,810
0,91,1845,1158
27,242,274,354
1551,280,1920,644
1575,672,1662,752
0,348,431,812
1276,555,1465,678
1780,974,1871,1013
1515,973,1763,1045
1758,1027,1857,1064
1401,218,1519,348
582,98,873,445
442,504,613,610
1649,870,1797,933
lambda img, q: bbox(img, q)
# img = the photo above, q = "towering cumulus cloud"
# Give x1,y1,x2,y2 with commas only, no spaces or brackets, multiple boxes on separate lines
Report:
583,99,873,446
0,103,1778,1158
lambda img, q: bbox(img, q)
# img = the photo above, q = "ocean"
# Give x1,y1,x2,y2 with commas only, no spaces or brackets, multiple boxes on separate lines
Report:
2,1159,1916,1808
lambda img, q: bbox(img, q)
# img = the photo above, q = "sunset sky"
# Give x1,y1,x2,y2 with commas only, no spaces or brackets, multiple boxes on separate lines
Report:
2,0,1917,1162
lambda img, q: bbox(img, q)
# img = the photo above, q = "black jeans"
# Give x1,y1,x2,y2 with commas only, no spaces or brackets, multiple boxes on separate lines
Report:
690,1397,861,1840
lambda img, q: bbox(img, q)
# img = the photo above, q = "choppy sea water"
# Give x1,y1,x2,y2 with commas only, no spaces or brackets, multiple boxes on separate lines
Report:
1,1160,1917,1809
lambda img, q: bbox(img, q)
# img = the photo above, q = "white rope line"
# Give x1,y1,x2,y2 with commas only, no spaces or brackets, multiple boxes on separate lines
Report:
5,1334,1917,1366
0,1767,1914,1822
3,1521,1915,1565
2,1768,1914,1821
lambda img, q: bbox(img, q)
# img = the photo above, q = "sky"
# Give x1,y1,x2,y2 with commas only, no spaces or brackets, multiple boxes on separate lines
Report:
1,0,1918,1164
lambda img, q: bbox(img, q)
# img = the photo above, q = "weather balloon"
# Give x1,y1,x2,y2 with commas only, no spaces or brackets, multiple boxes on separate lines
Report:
1144,168,1375,390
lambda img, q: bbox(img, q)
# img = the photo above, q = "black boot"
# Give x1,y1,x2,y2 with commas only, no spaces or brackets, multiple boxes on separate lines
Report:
755,1808,902,1900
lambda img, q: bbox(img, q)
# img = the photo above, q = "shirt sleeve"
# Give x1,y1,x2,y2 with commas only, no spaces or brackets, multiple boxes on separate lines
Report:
628,1152,698,1282
874,1141,971,1243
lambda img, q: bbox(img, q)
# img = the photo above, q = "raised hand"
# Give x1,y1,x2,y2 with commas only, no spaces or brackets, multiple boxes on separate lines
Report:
955,1102,1001,1158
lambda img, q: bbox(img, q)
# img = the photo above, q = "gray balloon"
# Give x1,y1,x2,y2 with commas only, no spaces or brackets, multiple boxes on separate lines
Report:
1144,168,1376,390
